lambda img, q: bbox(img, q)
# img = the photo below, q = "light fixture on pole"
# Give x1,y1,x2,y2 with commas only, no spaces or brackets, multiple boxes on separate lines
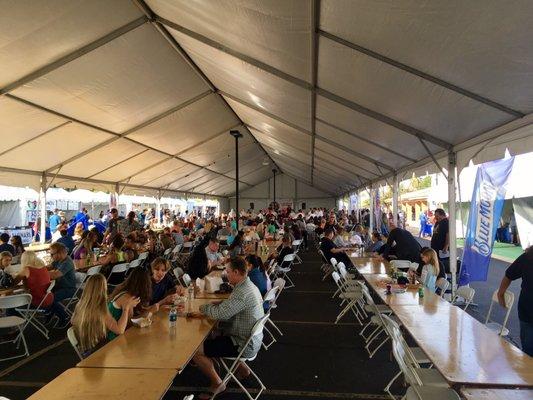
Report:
230,130,243,214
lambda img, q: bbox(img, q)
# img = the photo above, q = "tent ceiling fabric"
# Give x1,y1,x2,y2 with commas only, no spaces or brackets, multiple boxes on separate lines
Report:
1,1,533,198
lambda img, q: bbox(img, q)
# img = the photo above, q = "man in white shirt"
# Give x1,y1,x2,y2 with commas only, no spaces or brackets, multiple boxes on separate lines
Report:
205,238,225,268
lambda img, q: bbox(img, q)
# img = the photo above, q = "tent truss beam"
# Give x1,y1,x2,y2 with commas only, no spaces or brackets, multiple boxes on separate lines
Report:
154,15,452,150
5,93,252,188
221,91,392,173
0,165,225,200
133,0,282,186
316,117,417,163
0,16,149,96
318,29,524,118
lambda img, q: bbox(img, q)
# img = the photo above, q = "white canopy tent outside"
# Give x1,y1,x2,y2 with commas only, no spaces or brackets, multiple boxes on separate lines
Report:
2,1,533,292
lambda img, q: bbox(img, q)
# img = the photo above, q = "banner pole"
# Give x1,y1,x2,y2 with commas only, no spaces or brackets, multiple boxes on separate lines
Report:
448,151,457,297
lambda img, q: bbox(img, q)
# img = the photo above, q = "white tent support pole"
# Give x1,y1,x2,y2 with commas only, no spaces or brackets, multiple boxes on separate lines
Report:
0,17,149,96
448,151,458,297
392,173,399,226
115,183,120,210
155,14,451,151
156,190,162,225
457,168,465,239
316,118,417,163
309,0,320,184
369,186,374,233
39,173,47,244
318,30,523,118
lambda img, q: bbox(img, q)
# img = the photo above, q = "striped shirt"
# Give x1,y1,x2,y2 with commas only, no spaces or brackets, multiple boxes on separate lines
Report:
200,277,264,358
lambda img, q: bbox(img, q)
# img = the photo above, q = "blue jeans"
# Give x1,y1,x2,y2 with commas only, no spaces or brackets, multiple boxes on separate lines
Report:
52,287,76,322
520,320,533,357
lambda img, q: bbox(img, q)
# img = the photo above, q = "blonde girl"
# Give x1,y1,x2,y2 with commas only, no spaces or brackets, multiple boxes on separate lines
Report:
420,248,440,291
71,274,139,355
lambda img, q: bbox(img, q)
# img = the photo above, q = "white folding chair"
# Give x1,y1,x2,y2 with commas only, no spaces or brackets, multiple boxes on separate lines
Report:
107,263,129,288
382,315,457,400
173,267,185,286
318,249,332,281
485,289,514,336
451,286,475,310
16,281,55,339
218,314,269,400
435,278,450,299
163,247,172,260
137,252,149,265
262,286,281,350
182,273,192,287
331,272,364,325
0,294,31,362
359,285,393,358
271,277,285,309
291,239,303,264
62,271,91,315
67,326,83,360
128,258,143,271
276,254,295,288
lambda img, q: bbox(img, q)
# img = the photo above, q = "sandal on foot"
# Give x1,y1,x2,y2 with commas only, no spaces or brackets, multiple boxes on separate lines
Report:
198,383,226,400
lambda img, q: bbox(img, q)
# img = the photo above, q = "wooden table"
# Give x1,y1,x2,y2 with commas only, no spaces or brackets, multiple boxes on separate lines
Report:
364,274,449,308
392,304,533,387
27,368,176,400
78,299,215,371
460,388,533,400
26,243,51,252
351,258,391,275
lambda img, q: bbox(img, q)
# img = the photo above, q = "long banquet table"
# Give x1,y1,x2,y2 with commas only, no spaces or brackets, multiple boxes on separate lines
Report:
78,298,215,370
351,257,533,388
27,367,176,400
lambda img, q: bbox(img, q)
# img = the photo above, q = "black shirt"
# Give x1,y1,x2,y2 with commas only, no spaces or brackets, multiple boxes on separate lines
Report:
320,238,337,263
505,252,533,323
431,218,449,252
384,228,422,263
0,243,15,256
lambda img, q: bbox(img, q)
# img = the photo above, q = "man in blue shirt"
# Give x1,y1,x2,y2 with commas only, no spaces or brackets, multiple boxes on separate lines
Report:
49,209,61,233
47,242,76,326
56,229,75,255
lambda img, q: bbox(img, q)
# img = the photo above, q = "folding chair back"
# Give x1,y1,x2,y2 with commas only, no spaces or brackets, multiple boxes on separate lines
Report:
86,265,101,276
485,289,514,336
272,278,285,306
107,263,129,287
172,244,183,254
263,286,279,303
0,293,32,362
173,267,184,279
163,248,172,259
128,258,142,270
452,286,475,310
137,252,149,263
67,327,83,360
318,249,328,264
435,278,450,298
330,257,338,267
182,273,192,287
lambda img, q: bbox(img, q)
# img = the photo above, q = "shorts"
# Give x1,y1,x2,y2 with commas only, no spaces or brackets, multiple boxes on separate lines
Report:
203,335,240,357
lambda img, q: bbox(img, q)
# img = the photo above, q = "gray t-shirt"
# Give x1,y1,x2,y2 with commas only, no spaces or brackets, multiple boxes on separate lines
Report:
52,256,76,290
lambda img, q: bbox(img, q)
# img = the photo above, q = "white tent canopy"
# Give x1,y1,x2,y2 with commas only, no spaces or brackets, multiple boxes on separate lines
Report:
1,1,533,199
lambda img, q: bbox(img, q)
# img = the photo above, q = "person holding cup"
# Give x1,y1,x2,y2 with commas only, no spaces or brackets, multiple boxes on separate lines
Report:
149,257,185,308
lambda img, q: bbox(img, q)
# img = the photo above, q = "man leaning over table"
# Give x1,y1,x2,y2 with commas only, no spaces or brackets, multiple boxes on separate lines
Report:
205,237,226,269
497,245,533,356
190,257,264,399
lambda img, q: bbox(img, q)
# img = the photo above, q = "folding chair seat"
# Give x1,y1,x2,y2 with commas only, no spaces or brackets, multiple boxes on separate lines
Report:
218,314,269,400
485,289,514,336
0,294,31,362
18,280,56,338
451,286,475,310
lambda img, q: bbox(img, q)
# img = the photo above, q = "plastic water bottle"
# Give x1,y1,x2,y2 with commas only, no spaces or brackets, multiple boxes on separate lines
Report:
169,306,177,328
187,283,194,313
